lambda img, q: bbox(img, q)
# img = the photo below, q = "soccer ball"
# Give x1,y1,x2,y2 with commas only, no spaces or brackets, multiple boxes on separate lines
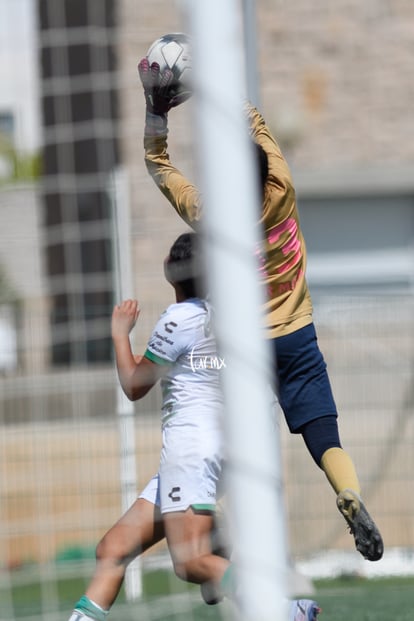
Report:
146,33,192,103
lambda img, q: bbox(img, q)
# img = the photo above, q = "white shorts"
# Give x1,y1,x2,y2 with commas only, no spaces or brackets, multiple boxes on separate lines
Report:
139,423,224,514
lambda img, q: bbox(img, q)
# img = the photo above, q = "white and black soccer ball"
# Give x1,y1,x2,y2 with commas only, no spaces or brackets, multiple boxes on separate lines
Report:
146,33,192,103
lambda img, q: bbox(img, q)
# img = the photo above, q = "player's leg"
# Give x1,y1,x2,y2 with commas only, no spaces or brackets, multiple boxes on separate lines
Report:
273,323,383,561
163,508,239,606
273,324,360,493
69,480,165,620
159,416,230,593
300,415,360,492
163,507,230,586
302,416,383,561
210,498,232,559
164,507,321,619
89,498,164,604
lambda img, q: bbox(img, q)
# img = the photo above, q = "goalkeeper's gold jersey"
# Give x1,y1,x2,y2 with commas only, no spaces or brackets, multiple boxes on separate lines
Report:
144,105,313,338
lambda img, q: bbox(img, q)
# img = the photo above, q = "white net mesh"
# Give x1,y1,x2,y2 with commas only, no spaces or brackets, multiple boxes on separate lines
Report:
1,0,414,620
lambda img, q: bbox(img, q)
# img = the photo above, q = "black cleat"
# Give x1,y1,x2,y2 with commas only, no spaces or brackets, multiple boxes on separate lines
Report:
337,489,383,561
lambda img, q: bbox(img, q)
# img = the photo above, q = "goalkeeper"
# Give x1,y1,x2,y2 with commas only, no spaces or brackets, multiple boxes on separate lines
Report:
138,58,384,564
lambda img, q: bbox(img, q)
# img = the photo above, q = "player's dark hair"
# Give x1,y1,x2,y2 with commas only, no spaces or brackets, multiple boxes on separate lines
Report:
164,232,206,299
254,140,268,195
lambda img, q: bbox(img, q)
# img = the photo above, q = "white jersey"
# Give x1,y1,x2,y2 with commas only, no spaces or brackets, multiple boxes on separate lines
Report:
142,298,225,513
144,298,224,428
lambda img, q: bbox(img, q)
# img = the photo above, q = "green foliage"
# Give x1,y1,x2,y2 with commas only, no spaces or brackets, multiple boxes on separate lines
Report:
55,545,96,563
0,132,42,184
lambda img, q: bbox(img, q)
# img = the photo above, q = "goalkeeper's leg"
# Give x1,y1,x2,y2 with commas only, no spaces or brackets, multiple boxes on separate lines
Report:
302,416,383,561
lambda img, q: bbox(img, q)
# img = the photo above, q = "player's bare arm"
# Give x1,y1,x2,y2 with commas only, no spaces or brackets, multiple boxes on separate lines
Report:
111,299,165,401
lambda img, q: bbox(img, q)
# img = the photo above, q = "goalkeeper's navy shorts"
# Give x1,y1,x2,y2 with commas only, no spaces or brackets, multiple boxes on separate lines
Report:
271,322,338,433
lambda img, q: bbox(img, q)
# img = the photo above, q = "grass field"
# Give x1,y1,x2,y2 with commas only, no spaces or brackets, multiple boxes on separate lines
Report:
1,566,414,621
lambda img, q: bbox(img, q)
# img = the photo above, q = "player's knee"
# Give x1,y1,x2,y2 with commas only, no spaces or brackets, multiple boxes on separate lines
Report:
172,555,205,582
95,535,114,562
171,558,188,582
95,534,130,567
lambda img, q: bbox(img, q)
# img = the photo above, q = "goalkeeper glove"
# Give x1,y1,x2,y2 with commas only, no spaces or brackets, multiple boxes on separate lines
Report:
138,58,188,115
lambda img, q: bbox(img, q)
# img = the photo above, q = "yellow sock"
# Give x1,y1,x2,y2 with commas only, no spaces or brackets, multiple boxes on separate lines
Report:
320,447,361,496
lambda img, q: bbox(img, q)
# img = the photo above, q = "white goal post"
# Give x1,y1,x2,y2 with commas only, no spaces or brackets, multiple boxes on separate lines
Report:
183,1,289,619
110,166,142,601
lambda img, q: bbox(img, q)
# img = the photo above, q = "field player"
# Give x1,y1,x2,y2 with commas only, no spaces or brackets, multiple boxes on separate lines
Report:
68,232,320,621
138,57,384,564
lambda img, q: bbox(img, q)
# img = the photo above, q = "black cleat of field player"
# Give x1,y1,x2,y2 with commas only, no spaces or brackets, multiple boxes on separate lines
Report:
337,489,384,561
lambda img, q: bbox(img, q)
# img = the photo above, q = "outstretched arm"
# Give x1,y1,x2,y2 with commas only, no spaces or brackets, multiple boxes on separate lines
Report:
245,103,293,193
144,132,202,229
111,299,165,401
138,58,203,229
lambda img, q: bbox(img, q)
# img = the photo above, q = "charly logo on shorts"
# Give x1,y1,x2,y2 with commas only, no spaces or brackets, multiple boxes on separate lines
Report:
190,345,226,373
168,486,181,502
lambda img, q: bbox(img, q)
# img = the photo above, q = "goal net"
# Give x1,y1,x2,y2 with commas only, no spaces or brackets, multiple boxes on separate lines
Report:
1,1,414,621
